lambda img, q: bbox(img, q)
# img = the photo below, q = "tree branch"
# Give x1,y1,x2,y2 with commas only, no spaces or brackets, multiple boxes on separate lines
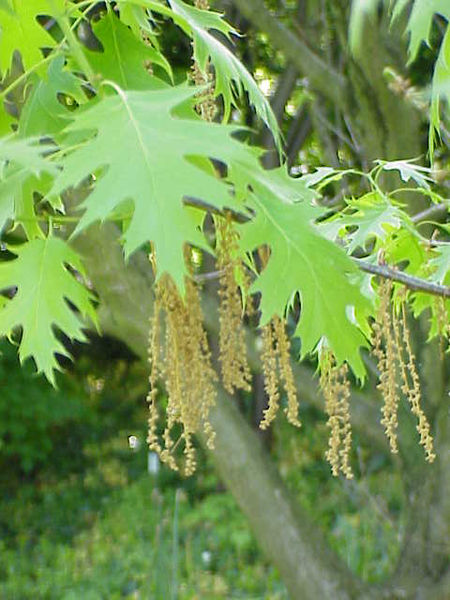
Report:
231,0,347,107
195,261,450,298
411,202,449,224
358,261,450,298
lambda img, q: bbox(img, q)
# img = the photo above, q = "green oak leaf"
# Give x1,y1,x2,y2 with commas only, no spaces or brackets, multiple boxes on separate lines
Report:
0,136,56,236
168,0,280,144
385,228,428,275
117,0,160,43
321,192,404,253
235,163,372,378
392,0,450,62
430,244,450,284
19,56,85,138
0,0,66,74
392,0,450,152
0,135,55,174
125,0,280,146
409,242,449,339
375,159,433,189
0,170,51,238
51,84,253,290
0,236,97,384
84,9,171,89
430,26,450,152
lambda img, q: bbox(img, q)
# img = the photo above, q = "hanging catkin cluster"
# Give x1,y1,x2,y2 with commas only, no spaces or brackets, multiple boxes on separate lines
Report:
146,269,217,475
260,316,301,429
257,246,300,429
372,279,399,453
319,351,353,479
217,217,252,394
372,279,435,462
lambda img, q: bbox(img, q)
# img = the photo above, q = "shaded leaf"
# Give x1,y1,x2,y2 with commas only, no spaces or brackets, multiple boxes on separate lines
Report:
392,0,450,61
0,236,97,384
375,158,433,188
19,56,85,138
430,26,450,153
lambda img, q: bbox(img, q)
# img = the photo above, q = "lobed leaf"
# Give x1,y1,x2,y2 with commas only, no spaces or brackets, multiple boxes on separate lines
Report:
234,162,372,378
51,84,254,289
0,136,56,236
0,236,97,384
121,0,281,147
320,192,405,253
19,56,86,138
392,0,450,62
84,9,172,90
391,0,450,153
0,0,66,75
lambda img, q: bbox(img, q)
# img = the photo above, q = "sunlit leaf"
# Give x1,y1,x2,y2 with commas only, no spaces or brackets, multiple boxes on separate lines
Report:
0,0,66,74
84,9,172,89
51,84,254,289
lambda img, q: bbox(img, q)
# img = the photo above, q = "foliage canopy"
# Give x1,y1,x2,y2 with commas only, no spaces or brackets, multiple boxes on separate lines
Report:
0,0,448,474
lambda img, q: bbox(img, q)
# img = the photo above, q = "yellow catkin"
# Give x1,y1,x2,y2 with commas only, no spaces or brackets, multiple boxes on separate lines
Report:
260,321,280,429
145,263,217,475
372,279,399,453
400,302,436,463
146,283,163,456
337,363,353,479
273,316,301,427
217,217,252,394
320,351,353,479
185,276,217,449
256,248,300,429
147,0,219,476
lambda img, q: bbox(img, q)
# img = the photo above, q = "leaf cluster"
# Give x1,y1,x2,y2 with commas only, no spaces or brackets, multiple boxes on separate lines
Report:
0,0,448,385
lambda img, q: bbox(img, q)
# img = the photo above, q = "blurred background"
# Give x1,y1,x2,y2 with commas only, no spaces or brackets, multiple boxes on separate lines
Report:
0,336,405,598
